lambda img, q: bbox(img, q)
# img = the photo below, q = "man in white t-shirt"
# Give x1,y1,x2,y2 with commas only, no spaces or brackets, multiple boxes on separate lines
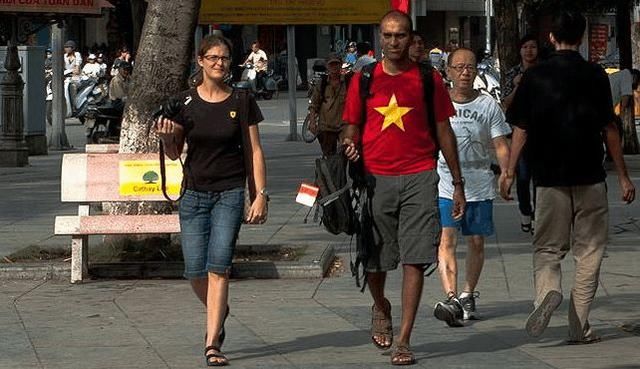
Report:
244,41,268,72
63,40,82,115
433,48,511,327
608,68,633,109
63,40,82,78
244,41,268,91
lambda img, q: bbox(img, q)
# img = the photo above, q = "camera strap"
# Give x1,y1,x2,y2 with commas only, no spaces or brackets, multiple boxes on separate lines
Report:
159,137,187,202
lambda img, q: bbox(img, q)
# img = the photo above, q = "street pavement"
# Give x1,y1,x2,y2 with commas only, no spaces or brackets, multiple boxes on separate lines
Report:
1,94,640,368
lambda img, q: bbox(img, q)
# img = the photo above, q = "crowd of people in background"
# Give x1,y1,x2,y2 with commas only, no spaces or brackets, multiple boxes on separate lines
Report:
44,40,134,126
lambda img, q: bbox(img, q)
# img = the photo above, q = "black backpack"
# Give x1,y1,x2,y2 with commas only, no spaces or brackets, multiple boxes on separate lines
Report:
314,152,357,235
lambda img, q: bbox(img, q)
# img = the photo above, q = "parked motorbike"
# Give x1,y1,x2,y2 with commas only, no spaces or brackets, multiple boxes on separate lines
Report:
78,81,124,144
63,74,104,122
235,62,279,100
84,98,124,144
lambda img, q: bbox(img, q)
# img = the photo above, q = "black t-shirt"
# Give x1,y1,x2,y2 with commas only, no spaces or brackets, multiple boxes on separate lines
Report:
506,50,615,187
173,88,263,192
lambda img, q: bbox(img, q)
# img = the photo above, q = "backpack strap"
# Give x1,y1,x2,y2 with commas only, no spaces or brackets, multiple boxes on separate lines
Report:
418,62,439,158
359,62,377,125
319,73,328,103
159,138,186,202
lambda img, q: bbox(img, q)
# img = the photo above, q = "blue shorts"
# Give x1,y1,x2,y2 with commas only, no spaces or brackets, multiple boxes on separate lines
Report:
439,198,494,236
179,188,244,278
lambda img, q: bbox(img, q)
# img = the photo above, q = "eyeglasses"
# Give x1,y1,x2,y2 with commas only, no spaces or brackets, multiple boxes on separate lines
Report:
450,64,477,72
202,54,230,64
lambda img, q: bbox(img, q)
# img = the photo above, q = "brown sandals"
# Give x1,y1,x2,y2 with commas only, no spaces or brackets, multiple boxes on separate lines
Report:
371,298,393,350
391,344,416,366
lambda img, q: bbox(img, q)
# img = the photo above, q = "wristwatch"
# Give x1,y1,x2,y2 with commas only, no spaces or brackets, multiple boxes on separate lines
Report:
452,177,465,187
258,188,270,201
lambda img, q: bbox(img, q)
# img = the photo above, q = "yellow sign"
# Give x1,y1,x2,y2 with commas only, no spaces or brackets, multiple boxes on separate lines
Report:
200,0,390,25
119,160,183,197
0,0,103,15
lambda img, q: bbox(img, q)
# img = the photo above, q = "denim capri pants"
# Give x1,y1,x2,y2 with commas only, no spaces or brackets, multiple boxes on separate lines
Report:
178,187,244,278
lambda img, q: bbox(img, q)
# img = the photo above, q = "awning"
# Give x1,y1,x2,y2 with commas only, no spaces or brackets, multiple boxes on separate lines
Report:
0,0,113,15
200,0,391,25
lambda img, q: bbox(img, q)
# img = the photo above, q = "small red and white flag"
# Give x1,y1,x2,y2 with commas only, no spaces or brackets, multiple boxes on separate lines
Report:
296,183,319,207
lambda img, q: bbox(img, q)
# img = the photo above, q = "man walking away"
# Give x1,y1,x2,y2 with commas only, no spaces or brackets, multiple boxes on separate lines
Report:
500,11,635,344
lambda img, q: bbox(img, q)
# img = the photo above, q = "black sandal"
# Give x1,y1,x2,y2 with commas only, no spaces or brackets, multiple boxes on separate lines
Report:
204,345,229,366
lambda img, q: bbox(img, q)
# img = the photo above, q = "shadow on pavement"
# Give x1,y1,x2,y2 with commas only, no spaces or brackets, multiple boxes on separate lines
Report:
227,329,369,360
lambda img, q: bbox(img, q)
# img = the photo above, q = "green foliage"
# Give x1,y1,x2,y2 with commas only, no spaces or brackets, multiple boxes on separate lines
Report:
142,170,159,184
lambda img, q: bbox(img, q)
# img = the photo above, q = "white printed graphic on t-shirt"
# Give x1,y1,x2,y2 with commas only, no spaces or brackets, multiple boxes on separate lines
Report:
438,93,511,201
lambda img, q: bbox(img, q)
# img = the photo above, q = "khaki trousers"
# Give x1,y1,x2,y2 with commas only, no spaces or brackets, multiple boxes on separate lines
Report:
533,182,608,341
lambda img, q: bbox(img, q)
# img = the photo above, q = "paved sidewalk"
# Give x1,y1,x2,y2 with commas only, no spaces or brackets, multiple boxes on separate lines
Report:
1,95,640,368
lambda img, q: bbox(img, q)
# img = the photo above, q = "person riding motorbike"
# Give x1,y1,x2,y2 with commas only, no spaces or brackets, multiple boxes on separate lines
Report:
63,40,82,115
243,41,268,91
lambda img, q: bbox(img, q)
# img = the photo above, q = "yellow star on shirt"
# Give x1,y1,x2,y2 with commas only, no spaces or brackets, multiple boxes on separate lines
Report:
374,94,413,132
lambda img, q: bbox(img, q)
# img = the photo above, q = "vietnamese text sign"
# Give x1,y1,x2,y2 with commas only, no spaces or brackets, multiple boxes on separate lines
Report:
589,24,608,62
0,0,101,15
200,0,390,25
119,160,182,197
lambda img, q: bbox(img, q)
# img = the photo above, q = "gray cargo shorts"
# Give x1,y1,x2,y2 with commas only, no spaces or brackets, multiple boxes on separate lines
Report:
364,169,441,272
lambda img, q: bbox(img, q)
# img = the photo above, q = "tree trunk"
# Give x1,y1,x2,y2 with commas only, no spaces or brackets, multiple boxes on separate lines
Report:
632,14,640,69
120,0,200,154
617,0,640,154
617,0,633,70
130,0,147,53
493,0,520,89
105,0,201,220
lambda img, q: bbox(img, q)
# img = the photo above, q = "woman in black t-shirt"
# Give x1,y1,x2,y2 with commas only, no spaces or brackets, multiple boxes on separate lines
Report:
156,35,266,366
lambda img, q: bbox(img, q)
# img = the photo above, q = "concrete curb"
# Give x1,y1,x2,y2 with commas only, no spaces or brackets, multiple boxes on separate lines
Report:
0,244,335,281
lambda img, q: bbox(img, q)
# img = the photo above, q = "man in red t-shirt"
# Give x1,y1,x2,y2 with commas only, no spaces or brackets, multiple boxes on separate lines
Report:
342,10,465,366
